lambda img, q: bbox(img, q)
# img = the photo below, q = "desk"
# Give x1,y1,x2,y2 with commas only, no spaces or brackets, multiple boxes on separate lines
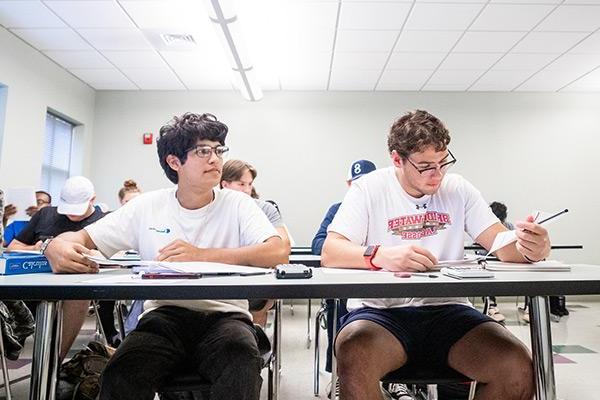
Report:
3,265,600,400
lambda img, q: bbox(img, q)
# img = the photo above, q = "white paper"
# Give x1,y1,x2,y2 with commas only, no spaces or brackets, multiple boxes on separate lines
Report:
319,267,388,275
84,254,270,274
79,275,188,284
4,187,36,221
487,230,517,255
437,255,485,266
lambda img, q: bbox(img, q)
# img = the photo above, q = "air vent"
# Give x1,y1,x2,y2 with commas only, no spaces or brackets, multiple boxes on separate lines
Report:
160,34,196,46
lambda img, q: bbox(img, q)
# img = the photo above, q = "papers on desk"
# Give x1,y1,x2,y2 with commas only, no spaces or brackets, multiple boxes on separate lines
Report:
484,260,570,272
4,187,36,221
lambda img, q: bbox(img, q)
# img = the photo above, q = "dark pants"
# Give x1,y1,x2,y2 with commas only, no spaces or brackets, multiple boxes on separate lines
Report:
99,306,263,400
325,298,348,373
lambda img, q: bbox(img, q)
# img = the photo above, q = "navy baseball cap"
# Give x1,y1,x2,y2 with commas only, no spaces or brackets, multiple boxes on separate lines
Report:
347,160,377,181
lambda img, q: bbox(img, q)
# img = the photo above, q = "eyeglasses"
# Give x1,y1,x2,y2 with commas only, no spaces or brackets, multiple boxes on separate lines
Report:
188,145,229,159
406,150,457,177
36,199,50,206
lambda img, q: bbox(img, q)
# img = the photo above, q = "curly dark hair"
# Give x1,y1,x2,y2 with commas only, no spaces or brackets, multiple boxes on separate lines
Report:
157,113,228,184
490,201,508,222
388,110,451,158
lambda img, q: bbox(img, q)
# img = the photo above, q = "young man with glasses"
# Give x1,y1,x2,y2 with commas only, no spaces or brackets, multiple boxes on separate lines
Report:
44,113,288,400
2,190,52,245
322,110,551,400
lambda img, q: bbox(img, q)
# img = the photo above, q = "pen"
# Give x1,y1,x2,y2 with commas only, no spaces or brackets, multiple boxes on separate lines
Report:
537,209,569,225
394,272,439,278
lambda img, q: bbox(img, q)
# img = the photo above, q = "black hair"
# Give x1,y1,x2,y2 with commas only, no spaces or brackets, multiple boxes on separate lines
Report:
490,201,508,222
36,190,52,204
157,113,228,184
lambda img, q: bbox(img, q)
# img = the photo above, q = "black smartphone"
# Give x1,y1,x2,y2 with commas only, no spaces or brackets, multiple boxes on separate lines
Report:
275,264,312,279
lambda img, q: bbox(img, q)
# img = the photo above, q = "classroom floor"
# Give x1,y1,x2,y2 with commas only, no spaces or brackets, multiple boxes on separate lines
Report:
2,298,599,399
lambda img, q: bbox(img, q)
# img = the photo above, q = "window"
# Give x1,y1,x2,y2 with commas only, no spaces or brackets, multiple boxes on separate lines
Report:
41,112,75,199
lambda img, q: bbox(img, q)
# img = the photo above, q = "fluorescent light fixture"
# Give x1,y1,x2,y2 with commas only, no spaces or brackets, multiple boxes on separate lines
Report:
205,0,263,101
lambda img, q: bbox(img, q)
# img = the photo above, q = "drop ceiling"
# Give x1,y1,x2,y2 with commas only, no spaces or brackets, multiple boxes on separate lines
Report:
1,0,600,92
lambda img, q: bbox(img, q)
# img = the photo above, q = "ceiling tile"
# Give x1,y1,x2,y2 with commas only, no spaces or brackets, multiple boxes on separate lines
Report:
454,31,525,52
278,52,332,72
339,2,412,30
280,69,329,90
440,52,503,70
0,1,66,28
282,28,335,53
377,69,433,90
387,52,446,69
329,69,380,90
10,28,92,50
535,5,600,32
545,53,600,75
422,83,470,91
395,30,463,52
121,68,185,90
44,0,135,28
333,52,388,70
561,67,600,91
491,0,561,4
469,70,535,90
512,32,588,53
415,0,485,3
429,69,484,85
44,50,112,68
336,30,398,52
160,51,230,71
493,53,557,70
119,0,211,30
470,4,554,31
570,32,600,54
174,68,232,90
515,68,583,91
406,3,484,31
103,50,166,69
68,68,138,90
78,28,153,50
563,0,600,4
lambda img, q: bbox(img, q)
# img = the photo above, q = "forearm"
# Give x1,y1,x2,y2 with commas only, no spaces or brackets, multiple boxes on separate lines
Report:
55,230,96,249
203,237,288,267
321,235,367,269
7,239,38,251
496,242,533,263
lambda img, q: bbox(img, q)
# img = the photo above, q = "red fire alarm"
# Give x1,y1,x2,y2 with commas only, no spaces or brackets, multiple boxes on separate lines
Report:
143,132,153,145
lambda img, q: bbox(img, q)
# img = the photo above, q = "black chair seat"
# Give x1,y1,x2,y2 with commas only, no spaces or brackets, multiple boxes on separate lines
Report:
382,366,472,385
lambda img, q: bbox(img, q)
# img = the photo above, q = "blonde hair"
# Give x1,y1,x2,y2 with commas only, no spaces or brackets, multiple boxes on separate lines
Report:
118,179,141,201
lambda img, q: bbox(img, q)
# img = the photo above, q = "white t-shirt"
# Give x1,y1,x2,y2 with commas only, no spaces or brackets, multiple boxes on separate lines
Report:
85,187,278,318
328,167,498,310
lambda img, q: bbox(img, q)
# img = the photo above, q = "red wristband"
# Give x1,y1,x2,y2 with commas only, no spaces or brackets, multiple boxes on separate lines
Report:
363,245,381,271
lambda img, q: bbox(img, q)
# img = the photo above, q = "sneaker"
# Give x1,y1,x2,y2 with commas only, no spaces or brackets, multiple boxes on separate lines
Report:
519,307,530,323
326,379,340,399
487,306,506,322
383,383,414,400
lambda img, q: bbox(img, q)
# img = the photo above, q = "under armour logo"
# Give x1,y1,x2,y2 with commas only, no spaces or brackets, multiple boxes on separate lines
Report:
416,204,427,210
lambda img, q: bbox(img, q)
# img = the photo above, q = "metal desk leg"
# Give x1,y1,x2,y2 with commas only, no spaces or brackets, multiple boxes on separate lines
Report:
30,301,63,400
331,299,338,400
272,299,282,400
306,299,312,349
528,296,556,400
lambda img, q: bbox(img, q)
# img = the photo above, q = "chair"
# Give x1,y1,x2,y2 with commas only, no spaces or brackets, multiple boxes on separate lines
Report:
0,318,13,400
381,367,476,400
158,299,282,400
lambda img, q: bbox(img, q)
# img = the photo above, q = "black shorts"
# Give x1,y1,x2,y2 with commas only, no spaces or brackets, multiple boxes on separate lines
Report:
338,304,497,374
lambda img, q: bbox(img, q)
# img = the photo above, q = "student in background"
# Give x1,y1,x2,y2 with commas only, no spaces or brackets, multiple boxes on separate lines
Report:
8,176,105,360
118,179,142,205
44,113,287,400
322,110,551,400
221,159,290,326
3,190,52,246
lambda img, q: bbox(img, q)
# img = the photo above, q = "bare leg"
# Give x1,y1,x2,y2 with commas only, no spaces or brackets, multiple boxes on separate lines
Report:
60,300,90,360
448,322,534,400
335,320,406,400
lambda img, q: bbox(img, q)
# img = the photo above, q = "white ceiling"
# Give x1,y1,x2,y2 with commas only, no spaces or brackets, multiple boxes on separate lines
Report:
1,0,600,92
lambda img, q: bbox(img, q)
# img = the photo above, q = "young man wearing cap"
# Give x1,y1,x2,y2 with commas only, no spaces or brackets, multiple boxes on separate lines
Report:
322,110,551,400
7,176,104,359
43,113,287,400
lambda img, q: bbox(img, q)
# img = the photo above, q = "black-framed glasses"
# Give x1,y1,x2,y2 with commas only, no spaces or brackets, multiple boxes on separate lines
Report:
188,145,229,159
407,150,456,177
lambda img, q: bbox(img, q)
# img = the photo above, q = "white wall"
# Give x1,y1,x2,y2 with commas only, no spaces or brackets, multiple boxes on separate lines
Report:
0,27,95,189
92,90,600,264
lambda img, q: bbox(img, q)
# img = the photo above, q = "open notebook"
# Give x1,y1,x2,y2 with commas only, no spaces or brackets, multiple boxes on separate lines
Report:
434,257,570,272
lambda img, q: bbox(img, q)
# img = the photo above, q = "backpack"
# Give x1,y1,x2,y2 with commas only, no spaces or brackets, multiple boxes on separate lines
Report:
56,341,115,400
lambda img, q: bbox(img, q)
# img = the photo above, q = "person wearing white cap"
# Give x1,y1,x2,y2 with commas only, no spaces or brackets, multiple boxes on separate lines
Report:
7,175,105,360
